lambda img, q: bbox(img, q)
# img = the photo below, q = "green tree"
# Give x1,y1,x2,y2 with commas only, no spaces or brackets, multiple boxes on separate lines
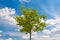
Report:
15,6,46,40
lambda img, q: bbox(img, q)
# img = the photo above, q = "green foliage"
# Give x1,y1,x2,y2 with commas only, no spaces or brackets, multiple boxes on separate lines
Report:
15,6,46,33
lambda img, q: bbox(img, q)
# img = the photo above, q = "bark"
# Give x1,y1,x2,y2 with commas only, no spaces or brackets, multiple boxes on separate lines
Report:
30,31,31,40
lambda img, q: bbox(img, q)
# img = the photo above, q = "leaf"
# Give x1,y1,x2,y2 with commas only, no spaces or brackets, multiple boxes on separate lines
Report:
20,29,24,32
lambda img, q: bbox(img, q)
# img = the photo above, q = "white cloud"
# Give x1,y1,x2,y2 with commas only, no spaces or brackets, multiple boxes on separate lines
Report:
0,7,17,25
6,38,13,40
46,19,56,26
22,33,29,39
52,34,60,40
39,36,51,40
9,32,19,36
51,28,58,32
46,15,60,31
54,34,60,40
43,30,51,35
0,34,2,37
47,14,60,26
22,31,37,39
0,38,13,40
0,38,4,40
20,0,30,3
0,30,3,37
0,30,3,33
4,32,21,37
22,31,52,40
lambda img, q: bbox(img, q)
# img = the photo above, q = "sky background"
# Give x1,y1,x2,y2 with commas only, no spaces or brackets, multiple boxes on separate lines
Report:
0,0,60,40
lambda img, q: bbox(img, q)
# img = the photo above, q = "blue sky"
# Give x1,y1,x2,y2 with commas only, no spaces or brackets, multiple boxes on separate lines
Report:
0,0,60,40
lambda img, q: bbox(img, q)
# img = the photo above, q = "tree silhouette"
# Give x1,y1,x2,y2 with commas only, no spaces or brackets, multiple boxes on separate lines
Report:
15,6,46,40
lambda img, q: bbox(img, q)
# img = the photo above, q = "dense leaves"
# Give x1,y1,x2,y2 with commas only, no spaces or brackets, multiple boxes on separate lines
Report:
15,6,47,40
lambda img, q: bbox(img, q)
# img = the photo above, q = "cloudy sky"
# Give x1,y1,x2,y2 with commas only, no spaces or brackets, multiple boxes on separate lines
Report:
0,0,60,40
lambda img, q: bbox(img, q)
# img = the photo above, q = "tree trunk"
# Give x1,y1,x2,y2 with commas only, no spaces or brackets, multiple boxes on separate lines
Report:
30,31,31,40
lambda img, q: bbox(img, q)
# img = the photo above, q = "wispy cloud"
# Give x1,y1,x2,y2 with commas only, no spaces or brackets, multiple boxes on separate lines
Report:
39,0,60,40
6,38,13,40
0,30,3,33
19,0,31,3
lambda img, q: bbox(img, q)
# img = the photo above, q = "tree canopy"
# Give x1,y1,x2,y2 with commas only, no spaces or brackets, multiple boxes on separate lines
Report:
15,6,46,40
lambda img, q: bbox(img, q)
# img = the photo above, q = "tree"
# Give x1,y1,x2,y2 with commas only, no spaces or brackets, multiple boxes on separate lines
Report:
15,6,46,40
